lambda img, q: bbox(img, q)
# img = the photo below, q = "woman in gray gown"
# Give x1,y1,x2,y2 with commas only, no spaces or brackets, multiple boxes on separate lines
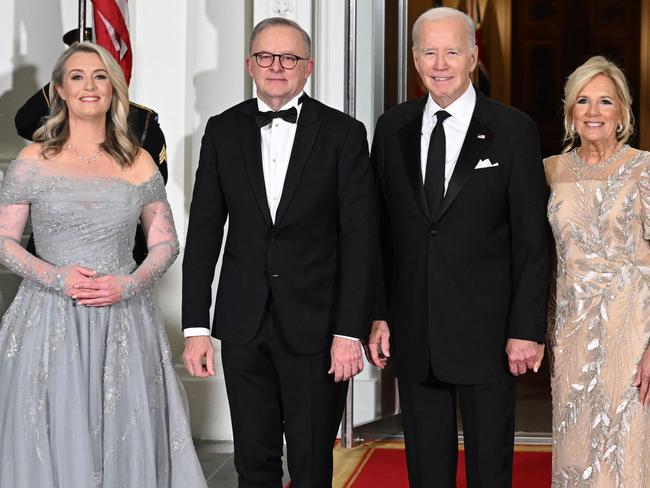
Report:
0,42,207,487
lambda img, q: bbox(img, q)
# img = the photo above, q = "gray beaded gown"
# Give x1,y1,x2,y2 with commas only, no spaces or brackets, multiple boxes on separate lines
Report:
0,159,207,487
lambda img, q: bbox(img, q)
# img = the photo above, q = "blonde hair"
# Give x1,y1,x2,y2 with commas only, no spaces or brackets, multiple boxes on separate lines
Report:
562,55,634,152
33,42,139,167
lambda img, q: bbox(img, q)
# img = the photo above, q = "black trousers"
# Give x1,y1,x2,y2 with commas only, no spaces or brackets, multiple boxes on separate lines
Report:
399,372,516,488
221,304,348,488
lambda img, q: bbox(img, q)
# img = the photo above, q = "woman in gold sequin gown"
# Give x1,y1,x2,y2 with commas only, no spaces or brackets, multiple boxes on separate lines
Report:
545,56,650,487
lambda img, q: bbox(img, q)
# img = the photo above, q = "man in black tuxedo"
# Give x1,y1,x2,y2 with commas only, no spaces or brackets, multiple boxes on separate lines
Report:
182,17,376,488
368,7,549,488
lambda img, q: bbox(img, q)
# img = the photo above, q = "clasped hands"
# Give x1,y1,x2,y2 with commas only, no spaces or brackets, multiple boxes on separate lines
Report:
63,265,126,307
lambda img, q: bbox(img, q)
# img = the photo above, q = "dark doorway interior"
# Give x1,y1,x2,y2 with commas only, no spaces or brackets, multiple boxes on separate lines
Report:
511,0,641,158
510,0,642,437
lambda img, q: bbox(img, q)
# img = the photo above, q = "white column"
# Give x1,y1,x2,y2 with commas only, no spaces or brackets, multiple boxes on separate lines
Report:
129,0,254,441
313,0,346,111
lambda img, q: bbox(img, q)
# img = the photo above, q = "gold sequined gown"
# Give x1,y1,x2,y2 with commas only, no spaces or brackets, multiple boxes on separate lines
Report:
546,146,650,487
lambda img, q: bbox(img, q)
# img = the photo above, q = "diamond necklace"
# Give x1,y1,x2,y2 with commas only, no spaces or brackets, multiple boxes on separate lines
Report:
570,143,629,171
66,143,103,164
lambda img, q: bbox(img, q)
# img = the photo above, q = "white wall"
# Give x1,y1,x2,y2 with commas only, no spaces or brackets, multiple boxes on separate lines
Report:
0,1,82,317
0,1,73,159
130,0,254,441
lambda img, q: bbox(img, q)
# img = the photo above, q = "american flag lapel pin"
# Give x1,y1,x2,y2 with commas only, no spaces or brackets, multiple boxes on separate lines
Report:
477,134,486,139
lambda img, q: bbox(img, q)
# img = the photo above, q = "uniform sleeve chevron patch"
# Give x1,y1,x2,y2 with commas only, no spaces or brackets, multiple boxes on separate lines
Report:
159,145,167,165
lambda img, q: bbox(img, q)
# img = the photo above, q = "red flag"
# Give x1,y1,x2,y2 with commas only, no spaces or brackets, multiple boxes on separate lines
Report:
91,0,132,85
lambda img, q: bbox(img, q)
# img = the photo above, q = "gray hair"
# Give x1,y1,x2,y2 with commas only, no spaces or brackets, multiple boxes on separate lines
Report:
412,7,476,49
250,17,312,58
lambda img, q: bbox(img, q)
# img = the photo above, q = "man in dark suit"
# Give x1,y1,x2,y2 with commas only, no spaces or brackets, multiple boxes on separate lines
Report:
368,7,550,488
182,17,376,488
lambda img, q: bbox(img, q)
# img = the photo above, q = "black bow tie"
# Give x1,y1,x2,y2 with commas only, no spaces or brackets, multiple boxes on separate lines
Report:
255,106,298,127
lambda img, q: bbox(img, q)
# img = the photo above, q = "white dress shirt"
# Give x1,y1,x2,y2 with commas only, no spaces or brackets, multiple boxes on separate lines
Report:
420,83,476,192
259,94,303,222
184,92,357,341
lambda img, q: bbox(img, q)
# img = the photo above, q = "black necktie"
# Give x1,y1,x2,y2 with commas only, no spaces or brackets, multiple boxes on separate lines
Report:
424,110,451,217
255,106,298,127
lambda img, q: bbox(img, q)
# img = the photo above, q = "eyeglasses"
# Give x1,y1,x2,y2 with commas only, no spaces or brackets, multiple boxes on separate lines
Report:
251,52,308,70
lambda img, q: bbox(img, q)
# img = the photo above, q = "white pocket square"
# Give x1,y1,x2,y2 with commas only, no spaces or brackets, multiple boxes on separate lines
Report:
475,158,499,169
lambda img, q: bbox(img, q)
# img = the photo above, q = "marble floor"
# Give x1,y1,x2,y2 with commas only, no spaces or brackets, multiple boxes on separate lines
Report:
195,441,289,487
194,441,237,488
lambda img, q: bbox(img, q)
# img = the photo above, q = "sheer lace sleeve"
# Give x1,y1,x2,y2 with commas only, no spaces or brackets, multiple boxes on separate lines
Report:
121,174,179,298
638,154,650,240
0,159,38,205
0,160,66,291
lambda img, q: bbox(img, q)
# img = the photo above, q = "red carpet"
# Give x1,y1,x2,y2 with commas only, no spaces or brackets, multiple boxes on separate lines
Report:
328,441,552,487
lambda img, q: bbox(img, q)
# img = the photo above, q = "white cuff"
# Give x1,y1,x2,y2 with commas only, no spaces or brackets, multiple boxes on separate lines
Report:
333,334,359,341
184,327,211,338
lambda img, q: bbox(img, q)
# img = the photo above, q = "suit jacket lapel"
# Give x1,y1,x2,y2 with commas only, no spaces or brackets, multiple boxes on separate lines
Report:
398,96,430,220
273,95,321,227
241,101,273,226
435,93,492,222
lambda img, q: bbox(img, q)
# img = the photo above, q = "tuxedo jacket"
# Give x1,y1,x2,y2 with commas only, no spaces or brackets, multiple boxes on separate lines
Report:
182,95,377,355
372,91,550,384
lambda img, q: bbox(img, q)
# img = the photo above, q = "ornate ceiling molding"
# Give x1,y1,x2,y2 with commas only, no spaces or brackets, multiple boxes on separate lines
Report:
270,0,295,17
